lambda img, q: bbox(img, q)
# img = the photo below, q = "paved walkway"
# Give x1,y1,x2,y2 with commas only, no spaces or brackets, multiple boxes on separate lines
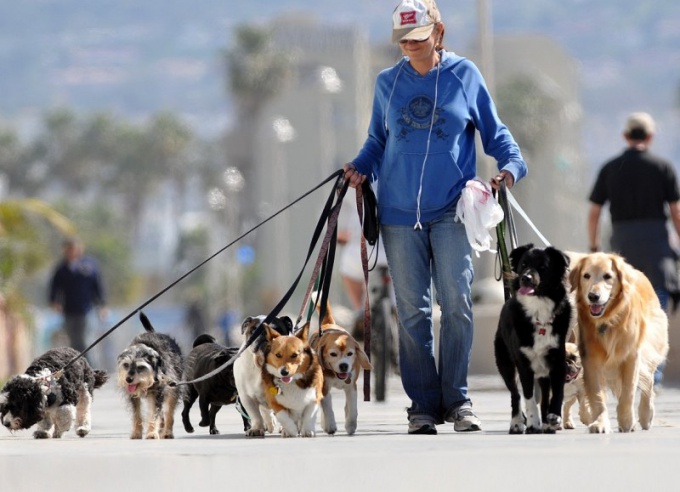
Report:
3,374,680,491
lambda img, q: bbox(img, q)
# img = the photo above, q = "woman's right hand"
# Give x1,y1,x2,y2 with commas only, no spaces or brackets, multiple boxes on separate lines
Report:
343,163,366,189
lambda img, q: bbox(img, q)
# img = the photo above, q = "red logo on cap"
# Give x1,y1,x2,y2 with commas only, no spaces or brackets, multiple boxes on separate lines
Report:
400,11,417,25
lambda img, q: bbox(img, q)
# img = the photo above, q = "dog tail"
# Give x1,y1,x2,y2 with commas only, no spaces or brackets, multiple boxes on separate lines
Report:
192,333,216,348
93,370,109,389
139,311,155,333
311,291,336,326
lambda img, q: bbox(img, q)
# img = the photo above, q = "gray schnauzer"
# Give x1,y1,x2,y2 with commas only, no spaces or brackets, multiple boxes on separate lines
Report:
116,312,184,439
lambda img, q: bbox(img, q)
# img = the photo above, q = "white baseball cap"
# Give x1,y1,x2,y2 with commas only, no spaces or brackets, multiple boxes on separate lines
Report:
624,112,656,137
392,0,441,43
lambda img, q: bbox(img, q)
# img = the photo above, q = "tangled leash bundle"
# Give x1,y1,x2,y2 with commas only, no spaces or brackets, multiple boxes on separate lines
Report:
50,170,348,383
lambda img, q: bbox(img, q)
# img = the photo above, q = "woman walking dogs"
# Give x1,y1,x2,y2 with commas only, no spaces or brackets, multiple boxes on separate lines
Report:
343,0,527,434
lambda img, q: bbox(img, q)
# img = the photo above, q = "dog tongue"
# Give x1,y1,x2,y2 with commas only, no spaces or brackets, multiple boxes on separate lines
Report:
280,376,293,384
336,372,349,380
518,286,535,296
590,304,604,316
127,384,138,394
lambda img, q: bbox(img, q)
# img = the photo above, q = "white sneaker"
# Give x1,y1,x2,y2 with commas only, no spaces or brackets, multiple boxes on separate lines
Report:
447,403,482,432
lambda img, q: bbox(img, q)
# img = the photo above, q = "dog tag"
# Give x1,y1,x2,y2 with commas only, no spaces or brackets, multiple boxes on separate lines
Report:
345,376,351,384
269,386,280,396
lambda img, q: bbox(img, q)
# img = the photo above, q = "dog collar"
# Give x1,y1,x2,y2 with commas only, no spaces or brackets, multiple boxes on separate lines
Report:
533,317,553,336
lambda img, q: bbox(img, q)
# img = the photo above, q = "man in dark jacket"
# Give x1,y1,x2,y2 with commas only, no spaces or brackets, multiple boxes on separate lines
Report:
48,237,107,354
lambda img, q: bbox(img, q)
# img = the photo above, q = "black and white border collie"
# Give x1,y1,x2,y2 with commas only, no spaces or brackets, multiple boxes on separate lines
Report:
494,244,572,434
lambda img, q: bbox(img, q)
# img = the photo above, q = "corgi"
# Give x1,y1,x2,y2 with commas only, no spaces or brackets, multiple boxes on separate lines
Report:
262,322,323,438
310,303,372,435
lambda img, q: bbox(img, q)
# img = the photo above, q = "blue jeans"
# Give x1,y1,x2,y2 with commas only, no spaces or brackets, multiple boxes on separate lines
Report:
655,288,668,385
381,210,474,422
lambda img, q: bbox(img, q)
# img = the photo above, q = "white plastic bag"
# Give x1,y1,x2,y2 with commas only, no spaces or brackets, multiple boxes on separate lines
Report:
455,179,504,256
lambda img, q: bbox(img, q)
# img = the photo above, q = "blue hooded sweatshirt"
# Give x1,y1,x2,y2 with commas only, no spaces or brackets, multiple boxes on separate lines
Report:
351,51,527,227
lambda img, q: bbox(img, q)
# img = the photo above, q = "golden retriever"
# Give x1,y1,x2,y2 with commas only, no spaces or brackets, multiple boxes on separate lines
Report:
569,252,669,433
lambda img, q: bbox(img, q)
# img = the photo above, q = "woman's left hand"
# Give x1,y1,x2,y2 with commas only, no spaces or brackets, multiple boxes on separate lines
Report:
490,170,514,190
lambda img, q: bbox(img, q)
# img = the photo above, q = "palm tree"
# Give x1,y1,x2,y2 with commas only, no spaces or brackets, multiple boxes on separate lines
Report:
224,25,292,216
0,198,76,378
0,198,76,311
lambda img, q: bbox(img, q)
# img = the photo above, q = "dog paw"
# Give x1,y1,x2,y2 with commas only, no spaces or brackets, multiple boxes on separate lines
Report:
130,432,143,439
162,432,174,439
588,422,611,434
301,430,315,438
509,415,525,434
345,422,357,435
210,428,220,435
146,432,160,439
76,427,90,438
245,428,265,438
618,424,636,433
34,430,51,439
525,426,543,434
324,423,338,435
198,419,210,427
563,420,575,430
281,429,297,438
184,425,194,433
546,413,562,431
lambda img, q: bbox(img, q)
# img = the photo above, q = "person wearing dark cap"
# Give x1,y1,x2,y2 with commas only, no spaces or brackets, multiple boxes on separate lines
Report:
343,0,527,434
588,112,680,385
48,237,107,355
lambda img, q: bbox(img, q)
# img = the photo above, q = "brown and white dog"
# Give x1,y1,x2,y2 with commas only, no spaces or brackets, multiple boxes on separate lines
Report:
310,304,372,435
569,252,669,433
234,315,293,437
261,322,323,438
562,342,591,429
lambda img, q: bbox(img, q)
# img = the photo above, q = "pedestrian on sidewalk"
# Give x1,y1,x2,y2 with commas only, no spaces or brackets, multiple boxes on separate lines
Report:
343,0,527,434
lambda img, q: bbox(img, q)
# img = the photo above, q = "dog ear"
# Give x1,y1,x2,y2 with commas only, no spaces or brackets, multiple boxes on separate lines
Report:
0,391,7,411
355,343,373,371
509,243,533,273
264,324,280,342
568,257,584,293
278,316,294,335
296,322,310,342
610,254,633,300
546,247,570,275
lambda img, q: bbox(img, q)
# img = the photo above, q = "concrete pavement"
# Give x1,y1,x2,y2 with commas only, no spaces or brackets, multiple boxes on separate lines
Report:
2,373,680,492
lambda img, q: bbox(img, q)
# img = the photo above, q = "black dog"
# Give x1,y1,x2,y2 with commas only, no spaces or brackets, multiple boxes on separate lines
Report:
494,244,572,434
181,334,247,435
0,347,108,438
116,312,184,439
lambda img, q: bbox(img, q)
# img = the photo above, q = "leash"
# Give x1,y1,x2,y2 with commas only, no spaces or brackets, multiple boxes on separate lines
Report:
495,181,516,301
495,180,552,301
294,179,349,332
356,183,372,402
172,174,349,387
55,169,346,377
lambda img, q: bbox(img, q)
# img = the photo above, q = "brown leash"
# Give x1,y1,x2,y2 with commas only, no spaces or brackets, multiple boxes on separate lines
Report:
355,184,372,402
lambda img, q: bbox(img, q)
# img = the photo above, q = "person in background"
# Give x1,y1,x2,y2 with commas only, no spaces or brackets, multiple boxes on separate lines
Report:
588,111,680,385
48,237,107,356
343,0,527,434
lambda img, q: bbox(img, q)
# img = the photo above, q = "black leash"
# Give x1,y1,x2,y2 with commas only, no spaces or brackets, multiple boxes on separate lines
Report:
55,169,346,378
495,180,518,301
172,174,349,387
